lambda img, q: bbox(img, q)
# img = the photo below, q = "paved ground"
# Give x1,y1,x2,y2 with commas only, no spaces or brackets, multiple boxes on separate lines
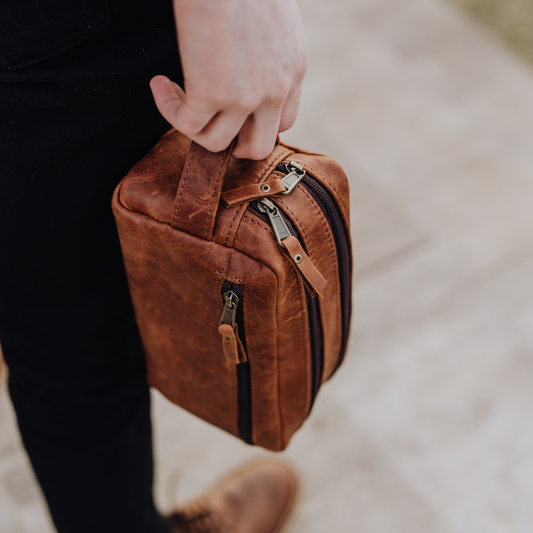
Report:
3,0,533,531
448,0,533,64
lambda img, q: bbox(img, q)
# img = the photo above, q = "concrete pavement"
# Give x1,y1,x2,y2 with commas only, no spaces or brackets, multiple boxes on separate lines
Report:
3,0,533,531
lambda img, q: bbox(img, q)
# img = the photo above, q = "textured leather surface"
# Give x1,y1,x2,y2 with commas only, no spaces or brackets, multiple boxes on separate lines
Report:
221,178,287,207
112,129,352,451
172,141,234,240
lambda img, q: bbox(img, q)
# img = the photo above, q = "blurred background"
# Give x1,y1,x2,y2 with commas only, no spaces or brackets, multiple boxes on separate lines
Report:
2,0,533,531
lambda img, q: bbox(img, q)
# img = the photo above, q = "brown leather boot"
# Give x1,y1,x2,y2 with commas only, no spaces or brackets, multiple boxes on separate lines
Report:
166,461,298,533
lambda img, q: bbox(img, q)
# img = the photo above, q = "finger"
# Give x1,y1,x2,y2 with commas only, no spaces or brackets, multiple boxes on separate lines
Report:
149,76,216,137
232,103,282,160
190,109,250,153
278,79,303,133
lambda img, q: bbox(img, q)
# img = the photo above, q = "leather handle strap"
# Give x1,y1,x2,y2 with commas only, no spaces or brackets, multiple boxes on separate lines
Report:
171,139,235,240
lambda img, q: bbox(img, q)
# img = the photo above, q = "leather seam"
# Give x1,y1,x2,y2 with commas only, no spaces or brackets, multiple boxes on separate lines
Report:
242,215,276,238
300,186,339,295
215,271,248,284
254,148,293,184
278,199,316,264
300,162,347,214
275,284,284,451
117,200,282,275
205,150,228,239
215,268,225,300
294,268,309,427
174,144,196,223
300,187,342,378
225,207,241,246
118,194,169,226
243,284,253,442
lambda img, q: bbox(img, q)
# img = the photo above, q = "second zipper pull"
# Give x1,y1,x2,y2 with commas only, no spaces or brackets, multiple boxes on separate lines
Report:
219,291,247,365
257,199,327,298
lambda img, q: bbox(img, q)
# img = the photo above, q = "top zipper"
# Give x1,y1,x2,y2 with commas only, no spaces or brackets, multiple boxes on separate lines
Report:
273,162,351,371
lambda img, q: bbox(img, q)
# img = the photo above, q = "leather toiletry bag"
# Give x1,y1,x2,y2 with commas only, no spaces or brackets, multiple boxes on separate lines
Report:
112,129,352,451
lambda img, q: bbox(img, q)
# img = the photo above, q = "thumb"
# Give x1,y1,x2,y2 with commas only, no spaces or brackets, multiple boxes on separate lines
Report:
150,75,186,125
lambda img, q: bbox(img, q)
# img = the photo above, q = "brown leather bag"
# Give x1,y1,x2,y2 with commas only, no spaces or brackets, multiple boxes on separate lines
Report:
112,129,352,451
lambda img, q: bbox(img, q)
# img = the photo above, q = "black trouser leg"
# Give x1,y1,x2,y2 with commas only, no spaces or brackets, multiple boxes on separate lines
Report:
0,1,181,530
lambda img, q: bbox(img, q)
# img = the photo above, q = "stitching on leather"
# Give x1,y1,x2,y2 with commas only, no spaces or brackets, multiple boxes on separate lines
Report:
215,271,248,284
293,267,309,425
224,205,241,246
243,215,276,238
300,162,347,213
205,150,227,239
215,268,225,301
278,199,316,263
300,186,339,294
174,144,196,222
300,186,342,379
253,148,293,184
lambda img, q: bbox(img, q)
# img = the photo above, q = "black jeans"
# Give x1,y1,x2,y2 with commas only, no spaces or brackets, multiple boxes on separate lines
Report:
0,1,182,531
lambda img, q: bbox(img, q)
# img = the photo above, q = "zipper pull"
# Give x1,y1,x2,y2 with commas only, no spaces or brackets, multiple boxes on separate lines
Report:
281,161,306,194
283,236,327,299
257,199,327,298
219,291,238,328
257,198,291,246
218,291,247,365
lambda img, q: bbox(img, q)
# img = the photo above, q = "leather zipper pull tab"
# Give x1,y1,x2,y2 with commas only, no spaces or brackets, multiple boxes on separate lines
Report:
218,323,247,364
283,236,327,299
219,291,247,365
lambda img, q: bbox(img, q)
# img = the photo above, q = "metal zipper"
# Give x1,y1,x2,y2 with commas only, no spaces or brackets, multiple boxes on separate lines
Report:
219,281,253,444
274,163,351,372
297,176,351,373
256,197,292,246
248,199,324,413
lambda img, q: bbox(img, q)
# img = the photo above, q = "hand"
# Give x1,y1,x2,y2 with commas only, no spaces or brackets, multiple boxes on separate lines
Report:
150,0,308,160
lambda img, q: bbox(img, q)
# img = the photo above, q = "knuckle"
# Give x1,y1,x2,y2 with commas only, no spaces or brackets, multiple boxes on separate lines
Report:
203,138,230,153
245,144,275,161
279,109,298,133
176,121,198,136
205,94,229,109
189,91,227,111
298,51,309,76
233,92,262,113
270,80,291,104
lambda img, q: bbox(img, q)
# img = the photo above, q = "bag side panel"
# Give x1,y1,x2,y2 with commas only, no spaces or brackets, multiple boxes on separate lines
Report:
287,152,351,234
234,214,311,449
277,187,343,383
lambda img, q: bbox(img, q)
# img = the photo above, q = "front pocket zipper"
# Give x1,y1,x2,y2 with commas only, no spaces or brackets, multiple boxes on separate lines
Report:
219,281,253,444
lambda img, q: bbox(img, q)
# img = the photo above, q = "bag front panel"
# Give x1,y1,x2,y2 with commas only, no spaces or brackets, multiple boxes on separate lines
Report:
113,207,240,438
113,192,290,450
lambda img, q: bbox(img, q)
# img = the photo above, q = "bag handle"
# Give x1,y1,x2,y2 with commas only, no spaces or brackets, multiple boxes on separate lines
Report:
170,139,236,240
